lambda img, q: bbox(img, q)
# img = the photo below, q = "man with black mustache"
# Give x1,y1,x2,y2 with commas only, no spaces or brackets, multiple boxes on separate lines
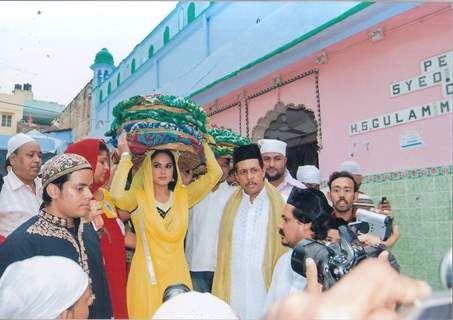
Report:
265,188,332,309
213,144,286,320
327,171,400,249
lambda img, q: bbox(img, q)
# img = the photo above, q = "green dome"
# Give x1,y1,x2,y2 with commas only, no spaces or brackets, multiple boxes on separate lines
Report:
94,48,114,65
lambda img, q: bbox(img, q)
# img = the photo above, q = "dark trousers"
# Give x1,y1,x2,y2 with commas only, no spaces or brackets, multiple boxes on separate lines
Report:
190,271,214,293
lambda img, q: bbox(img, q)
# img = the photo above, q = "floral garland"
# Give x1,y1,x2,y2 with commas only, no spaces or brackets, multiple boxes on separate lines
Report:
208,127,251,157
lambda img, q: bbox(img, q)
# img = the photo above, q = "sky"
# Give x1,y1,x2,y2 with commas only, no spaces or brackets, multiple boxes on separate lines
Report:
0,1,178,106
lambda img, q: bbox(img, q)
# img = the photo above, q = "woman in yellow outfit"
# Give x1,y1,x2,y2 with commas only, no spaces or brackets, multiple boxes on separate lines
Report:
110,132,222,318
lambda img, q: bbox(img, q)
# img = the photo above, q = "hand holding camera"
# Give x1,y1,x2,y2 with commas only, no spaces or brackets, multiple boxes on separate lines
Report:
291,224,400,290
349,208,394,241
266,257,432,320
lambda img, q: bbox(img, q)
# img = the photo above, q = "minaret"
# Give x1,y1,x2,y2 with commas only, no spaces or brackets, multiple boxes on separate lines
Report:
90,48,115,86
89,48,115,137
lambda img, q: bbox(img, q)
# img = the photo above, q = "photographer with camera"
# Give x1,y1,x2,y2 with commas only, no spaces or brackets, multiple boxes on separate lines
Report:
265,188,332,309
327,171,399,247
338,162,400,247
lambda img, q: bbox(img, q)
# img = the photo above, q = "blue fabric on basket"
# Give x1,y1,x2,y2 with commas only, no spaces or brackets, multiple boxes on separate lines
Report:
124,121,205,142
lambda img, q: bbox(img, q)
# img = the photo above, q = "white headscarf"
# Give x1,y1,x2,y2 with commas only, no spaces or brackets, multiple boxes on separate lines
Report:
152,291,238,319
257,139,287,155
0,256,89,319
6,133,37,160
296,165,321,184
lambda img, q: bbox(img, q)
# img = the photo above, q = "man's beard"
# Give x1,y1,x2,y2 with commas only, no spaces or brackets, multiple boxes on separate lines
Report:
334,199,352,213
266,170,284,182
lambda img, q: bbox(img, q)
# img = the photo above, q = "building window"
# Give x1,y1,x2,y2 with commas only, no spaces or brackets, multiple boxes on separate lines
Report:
178,8,184,30
187,3,196,24
1,114,12,127
99,90,103,103
107,82,112,95
117,73,121,86
131,59,136,74
163,26,170,45
148,45,154,59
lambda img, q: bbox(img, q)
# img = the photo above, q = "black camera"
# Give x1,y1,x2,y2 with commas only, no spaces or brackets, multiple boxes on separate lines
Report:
291,225,399,290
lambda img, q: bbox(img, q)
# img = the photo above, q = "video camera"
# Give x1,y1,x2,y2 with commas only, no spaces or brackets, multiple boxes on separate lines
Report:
291,224,399,290
349,208,393,241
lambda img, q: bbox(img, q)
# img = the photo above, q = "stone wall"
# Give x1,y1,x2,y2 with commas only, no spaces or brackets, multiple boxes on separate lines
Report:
59,80,92,141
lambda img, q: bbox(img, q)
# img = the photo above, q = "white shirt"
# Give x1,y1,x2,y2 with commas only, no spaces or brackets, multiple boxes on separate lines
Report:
230,187,270,320
0,170,43,237
265,250,307,311
276,169,306,201
185,182,236,272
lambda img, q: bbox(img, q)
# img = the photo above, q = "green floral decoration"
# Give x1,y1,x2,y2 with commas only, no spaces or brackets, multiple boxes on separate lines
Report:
106,94,208,138
208,127,251,157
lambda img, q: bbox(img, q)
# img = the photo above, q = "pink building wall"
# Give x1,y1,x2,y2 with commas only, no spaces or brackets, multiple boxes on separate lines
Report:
318,4,452,179
208,4,452,180
210,104,240,133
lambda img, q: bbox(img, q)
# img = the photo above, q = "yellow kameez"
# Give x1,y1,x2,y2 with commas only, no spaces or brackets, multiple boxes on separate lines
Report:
110,143,222,318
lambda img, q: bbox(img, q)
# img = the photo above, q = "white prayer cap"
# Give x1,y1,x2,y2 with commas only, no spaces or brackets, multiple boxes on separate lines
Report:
6,133,37,160
257,139,287,155
0,256,89,319
152,291,238,320
297,165,321,184
340,160,362,176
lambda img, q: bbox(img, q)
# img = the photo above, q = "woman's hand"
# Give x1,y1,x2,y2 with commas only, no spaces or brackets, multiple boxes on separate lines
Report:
117,131,130,155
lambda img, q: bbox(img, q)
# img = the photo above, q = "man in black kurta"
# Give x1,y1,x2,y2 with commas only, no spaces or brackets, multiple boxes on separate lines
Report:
0,153,112,319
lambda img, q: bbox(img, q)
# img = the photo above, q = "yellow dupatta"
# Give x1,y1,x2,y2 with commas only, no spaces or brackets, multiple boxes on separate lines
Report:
110,143,222,318
212,181,287,303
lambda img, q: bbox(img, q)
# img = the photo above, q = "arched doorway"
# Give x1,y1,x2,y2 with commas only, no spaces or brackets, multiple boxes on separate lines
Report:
252,102,319,178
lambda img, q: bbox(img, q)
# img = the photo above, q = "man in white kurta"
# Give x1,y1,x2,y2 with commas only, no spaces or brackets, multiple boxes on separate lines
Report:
212,143,286,320
277,169,306,201
230,187,269,319
265,248,307,309
258,139,305,201
0,133,42,238
0,169,42,237
185,178,235,292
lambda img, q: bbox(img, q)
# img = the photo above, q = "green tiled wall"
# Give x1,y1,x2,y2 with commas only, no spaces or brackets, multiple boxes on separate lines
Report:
359,165,452,290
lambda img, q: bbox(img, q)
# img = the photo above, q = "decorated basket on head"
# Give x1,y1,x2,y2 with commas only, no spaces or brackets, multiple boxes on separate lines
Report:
106,94,210,170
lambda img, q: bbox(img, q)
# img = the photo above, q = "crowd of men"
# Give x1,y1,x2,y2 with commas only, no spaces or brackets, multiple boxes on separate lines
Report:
0,133,428,319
